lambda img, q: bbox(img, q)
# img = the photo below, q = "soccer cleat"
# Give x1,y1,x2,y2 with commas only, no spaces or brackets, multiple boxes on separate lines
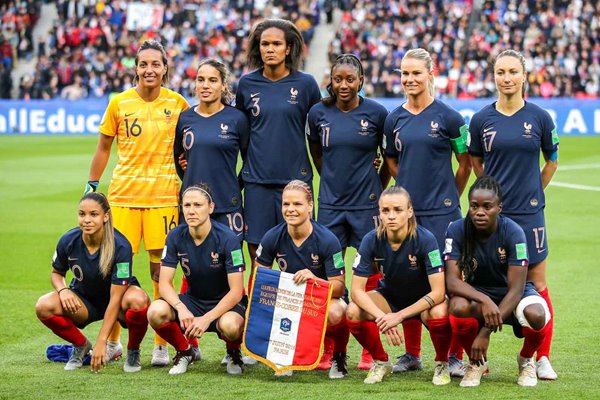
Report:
536,356,558,380
242,355,258,365
191,346,202,362
315,347,333,370
64,339,92,371
432,361,451,385
357,349,374,370
274,369,293,377
517,355,538,387
106,341,123,362
220,353,229,366
151,344,170,367
168,347,194,375
123,349,142,373
363,360,392,384
460,361,488,387
449,353,466,377
392,352,422,373
226,349,244,375
329,352,348,379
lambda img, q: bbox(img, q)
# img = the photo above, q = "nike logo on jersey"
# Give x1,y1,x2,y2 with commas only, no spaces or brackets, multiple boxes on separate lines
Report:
320,123,330,127
124,112,135,117
250,92,260,98
177,252,188,257
276,253,286,258
68,257,78,261
393,128,401,134
483,126,494,132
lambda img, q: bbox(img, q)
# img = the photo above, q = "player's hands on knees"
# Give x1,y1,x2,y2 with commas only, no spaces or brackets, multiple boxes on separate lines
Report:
383,326,404,346
177,306,195,332
90,342,107,373
375,312,403,332
59,289,82,315
184,316,210,339
470,333,489,366
178,154,188,171
293,269,316,285
481,299,502,332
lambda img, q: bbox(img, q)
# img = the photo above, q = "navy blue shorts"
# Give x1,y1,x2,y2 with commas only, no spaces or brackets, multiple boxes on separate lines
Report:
72,277,141,328
503,210,548,265
474,281,540,332
317,207,379,249
212,207,245,241
417,209,462,250
376,287,424,314
177,293,248,333
243,183,285,245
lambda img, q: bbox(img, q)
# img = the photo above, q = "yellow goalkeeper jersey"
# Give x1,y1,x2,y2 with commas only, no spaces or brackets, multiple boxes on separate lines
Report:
99,87,189,207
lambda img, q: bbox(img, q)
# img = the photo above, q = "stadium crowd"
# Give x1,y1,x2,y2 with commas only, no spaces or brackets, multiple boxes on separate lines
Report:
19,0,319,100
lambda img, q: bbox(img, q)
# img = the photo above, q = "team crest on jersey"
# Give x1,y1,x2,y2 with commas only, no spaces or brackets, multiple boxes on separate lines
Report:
358,119,370,136
164,109,172,117
311,253,320,268
210,251,221,267
408,254,418,269
498,247,507,263
429,121,440,138
530,198,538,207
523,122,533,138
219,123,230,138
288,87,299,104
444,198,453,207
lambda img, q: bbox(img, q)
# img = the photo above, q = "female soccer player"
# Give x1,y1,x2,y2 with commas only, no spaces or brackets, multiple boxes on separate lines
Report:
468,49,559,380
35,193,150,373
307,53,389,371
255,180,348,379
236,18,321,265
382,48,471,376
347,186,452,385
86,39,189,366
174,58,249,240
147,184,246,375
445,176,550,387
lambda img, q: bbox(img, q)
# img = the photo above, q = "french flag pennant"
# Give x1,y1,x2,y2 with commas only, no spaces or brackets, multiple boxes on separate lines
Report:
243,267,333,373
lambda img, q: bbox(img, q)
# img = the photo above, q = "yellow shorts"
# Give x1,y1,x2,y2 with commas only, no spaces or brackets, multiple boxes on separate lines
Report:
111,206,179,253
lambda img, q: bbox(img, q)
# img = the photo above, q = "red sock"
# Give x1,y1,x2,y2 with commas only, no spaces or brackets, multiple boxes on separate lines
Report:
220,335,242,351
153,321,188,351
449,315,479,360
536,287,553,360
180,276,188,294
428,317,452,362
365,273,382,292
521,326,545,359
348,320,388,362
125,306,149,350
326,319,350,353
402,318,422,358
39,315,86,347
188,336,199,348
449,335,464,360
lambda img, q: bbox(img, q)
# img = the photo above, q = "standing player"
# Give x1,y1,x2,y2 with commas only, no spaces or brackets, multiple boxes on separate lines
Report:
174,58,250,366
36,193,150,373
445,176,550,387
147,184,247,375
255,180,349,379
383,48,471,375
347,186,452,385
468,49,559,380
307,53,389,371
236,18,321,267
86,40,189,366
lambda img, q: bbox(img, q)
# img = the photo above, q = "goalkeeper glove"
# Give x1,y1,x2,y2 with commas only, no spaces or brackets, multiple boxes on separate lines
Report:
84,181,99,194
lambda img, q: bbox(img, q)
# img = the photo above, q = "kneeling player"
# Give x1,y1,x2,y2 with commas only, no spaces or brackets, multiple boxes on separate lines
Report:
36,193,150,373
445,176,550,387
147,184,246,375
347,186,452,385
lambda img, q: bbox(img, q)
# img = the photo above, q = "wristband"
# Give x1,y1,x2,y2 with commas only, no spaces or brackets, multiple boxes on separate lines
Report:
173,302,183,309
57,287,69,295
84,181,99,194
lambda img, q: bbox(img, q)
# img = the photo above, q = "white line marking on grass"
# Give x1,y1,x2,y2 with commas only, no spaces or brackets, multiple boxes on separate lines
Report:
558,164,600,171
550,181,600,191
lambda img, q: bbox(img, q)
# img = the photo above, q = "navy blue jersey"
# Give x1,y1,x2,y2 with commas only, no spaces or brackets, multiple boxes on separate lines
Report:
468,101,559,214
256,221,345,280
353,226,443,305
383,99,468,216
307,98,388,209
52,228,133,306
236,69,321,184
444,215,529,288
161,221,245,301
174,105,250,213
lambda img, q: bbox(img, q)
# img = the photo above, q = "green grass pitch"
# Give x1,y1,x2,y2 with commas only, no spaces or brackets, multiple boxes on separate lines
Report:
0,135,599,399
